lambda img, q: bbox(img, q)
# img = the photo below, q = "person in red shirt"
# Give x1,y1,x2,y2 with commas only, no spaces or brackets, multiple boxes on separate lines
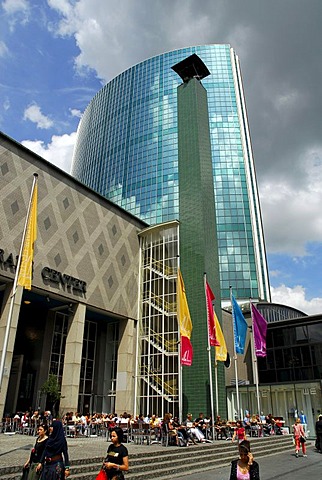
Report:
232,421,247,443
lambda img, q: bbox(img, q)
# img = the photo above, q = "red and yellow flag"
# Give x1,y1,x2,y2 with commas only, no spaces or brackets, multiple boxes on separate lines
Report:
205,281,220,347
214,311,227,362
17,182,38,290
177,269,193,366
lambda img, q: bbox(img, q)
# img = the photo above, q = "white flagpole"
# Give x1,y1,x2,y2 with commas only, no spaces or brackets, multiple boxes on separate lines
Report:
214,357,219,418
0,173,38,390
230,286,241,420
205,273,215,441
179,360,183,423
250,300,261,418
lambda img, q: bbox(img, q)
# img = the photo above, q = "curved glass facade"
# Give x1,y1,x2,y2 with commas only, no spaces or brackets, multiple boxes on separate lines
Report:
72,45,270,302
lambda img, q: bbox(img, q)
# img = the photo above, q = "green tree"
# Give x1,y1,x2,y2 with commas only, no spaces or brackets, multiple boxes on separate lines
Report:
40,374,62,416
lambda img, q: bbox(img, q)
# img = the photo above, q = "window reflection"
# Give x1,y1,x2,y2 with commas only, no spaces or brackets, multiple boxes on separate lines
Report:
259,321,322,383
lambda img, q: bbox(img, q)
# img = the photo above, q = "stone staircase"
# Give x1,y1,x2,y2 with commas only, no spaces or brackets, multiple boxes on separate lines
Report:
0,435,297,480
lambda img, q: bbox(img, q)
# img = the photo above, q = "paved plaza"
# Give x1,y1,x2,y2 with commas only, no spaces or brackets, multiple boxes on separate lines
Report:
0,433,165,468
175,444,322,480
0,433,321,479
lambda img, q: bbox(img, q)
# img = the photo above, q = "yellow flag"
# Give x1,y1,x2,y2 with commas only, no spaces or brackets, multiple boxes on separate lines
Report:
214,311,227,361
177,269,192,339
17,182,38,290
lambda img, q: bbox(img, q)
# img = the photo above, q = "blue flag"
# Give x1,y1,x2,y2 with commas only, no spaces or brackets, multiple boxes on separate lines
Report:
232,295,248,354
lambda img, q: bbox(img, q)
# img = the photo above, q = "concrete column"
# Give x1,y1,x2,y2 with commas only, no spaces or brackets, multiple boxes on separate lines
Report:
60,303,86,416
115,318,136,414
0,283,23,418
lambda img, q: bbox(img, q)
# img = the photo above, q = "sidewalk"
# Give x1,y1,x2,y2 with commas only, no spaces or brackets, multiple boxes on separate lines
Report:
175,444,321,480
0,432,166,468
1,433,316,480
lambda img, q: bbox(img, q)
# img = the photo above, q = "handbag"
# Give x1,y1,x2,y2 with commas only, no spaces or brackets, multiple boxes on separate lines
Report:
96,469,108,480
97,469,124,480
111,474,124,480
300,435,306,444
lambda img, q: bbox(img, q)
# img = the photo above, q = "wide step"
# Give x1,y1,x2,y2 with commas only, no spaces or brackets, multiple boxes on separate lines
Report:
0,436,296,480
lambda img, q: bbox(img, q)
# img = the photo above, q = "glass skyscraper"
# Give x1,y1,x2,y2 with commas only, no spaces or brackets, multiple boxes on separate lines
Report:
72,45,270,302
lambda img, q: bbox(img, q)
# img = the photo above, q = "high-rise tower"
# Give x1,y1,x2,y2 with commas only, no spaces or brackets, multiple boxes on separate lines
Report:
72,45,270,303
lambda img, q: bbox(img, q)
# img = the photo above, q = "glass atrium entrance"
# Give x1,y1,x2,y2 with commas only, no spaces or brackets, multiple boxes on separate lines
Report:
136,222,179,418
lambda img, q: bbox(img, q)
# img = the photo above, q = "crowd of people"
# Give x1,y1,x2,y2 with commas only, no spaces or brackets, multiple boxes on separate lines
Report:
6,410,132,437
5,408,313,442
9,407,322,480
7,409,235,442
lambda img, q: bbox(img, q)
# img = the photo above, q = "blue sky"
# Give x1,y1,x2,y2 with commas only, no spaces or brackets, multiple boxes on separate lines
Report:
1,0,322,314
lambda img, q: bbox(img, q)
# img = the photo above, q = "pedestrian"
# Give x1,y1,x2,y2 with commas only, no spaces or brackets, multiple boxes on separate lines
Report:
299,411,307,425
36,419,70,478
315,414,322,453
229,439,260,479
299,410,308,433
23,424,48,480
293,417,306,458
232,421,246,443
103,426,129,479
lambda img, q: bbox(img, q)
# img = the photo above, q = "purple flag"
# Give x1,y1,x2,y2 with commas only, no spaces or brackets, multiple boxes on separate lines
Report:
251,303,267,357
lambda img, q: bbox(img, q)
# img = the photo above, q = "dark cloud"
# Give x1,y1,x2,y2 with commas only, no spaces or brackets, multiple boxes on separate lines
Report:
206,1,322,185
104,0,322,187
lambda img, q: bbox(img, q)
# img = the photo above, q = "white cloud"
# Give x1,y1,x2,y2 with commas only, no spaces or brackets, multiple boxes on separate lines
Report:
21,132,76,173
269,270,282,278
2,0,29,13
274,89,300,111
260,144,322,256
23,104,54,129
2,0,30,28
69,108,82,118
271,284,322,316
0,40,9,57
47,0,72,18
228,24,253,61
3,97,10,111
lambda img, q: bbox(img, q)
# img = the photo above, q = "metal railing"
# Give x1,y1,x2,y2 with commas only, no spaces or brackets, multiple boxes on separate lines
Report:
142,292,176,314
144,258,176,278
141,365,177,397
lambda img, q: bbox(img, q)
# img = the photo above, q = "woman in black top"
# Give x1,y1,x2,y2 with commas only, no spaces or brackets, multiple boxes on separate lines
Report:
104,427,129,480
23,424,48,480
36,420,70,479
229,440,260,480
